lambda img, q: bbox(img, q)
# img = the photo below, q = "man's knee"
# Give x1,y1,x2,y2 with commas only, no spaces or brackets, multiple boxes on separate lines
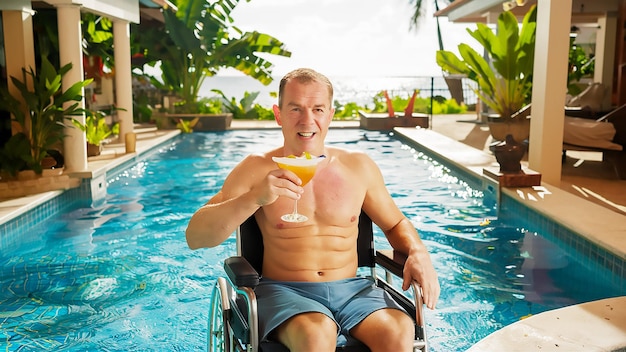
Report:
377,311,414,344
351,309,415,351
276,312,337,351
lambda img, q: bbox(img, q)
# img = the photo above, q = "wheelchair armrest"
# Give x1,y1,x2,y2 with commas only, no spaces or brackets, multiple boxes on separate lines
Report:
375,249,406,277
224,256,260,288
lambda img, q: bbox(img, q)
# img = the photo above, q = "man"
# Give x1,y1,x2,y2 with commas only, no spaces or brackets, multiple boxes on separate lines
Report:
186,68,439,352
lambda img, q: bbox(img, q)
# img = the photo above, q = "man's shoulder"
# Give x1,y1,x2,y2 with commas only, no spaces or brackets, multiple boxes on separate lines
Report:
328,146,374,166
327,146,367,158
240,148,281,165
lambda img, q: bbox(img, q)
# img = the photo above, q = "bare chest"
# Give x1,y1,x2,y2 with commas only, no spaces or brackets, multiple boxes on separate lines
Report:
264,163,365,228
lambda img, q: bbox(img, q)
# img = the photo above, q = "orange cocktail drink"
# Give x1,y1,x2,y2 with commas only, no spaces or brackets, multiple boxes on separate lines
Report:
272,153,326,222
274,162,317,186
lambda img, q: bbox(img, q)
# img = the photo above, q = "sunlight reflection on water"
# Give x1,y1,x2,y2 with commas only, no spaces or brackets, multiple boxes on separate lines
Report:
1,130,622,351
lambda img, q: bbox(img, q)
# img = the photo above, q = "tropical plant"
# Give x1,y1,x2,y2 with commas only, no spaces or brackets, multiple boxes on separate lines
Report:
132,0,292,113
567,37,595,95
0,133,31,177
0,57,91,174
408,0,464,103
252,104,275,121
333,102,363,119
196,97,224,114
211,90,261,119
71,110,120,146
176,116,199,133
408,0,453,49
206,90,275,120
81,13,114,69
32,10,115,74
435,5,537,121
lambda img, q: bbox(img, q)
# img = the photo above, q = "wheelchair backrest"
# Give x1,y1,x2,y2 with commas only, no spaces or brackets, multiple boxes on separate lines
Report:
237,211,376,275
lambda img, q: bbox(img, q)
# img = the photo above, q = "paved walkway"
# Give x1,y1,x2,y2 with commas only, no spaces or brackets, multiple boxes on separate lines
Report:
428,114,626,216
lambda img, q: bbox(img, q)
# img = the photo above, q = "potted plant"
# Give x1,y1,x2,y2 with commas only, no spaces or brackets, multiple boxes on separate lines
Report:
70,109,120,156
0,132,31,178
175,116,199,133
436,4,537,143
0,56,92,174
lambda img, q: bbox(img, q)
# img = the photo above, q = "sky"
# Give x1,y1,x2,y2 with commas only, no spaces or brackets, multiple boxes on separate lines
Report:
221,0,481,78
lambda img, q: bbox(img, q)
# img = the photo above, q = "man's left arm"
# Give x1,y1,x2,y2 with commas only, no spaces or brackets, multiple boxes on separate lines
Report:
383,218,440,309
359,154,440,309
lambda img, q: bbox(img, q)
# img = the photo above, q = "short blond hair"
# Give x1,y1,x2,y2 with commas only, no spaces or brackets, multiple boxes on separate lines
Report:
278,68,334,108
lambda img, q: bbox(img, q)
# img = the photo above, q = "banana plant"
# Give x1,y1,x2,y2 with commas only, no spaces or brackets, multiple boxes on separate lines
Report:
175,116,199,133
71,109,120,146
132,0,291,113
0,57,91,174
211,89,261,119
436,5,537,120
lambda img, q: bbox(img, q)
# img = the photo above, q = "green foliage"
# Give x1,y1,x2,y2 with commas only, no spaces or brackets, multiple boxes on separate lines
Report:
369,91,389,112
0,133,31,176
132,0,291,112
333,102,363,119
0,57,91,174
71,110,120,145
370,91,418,113
252,104,275,121
366,90,466,115
432,98,467,114
567,37,595,95
176,117,199,133
33,10,114,71
436,5,537,119
82,13,114,69
133,99,153,123
196,97,224,114
211,90,259,119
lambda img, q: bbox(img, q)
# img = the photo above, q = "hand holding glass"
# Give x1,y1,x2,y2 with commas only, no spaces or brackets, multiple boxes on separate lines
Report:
272,155,325,222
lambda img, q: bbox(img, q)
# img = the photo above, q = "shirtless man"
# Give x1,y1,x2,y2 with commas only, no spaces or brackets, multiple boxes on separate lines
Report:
186,68,439,352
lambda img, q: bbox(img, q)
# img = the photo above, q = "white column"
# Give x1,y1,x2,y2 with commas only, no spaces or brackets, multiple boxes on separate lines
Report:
528,0,573,186
57,4,88,172
113,20,134,142
3,8,36,133
595,14,617,110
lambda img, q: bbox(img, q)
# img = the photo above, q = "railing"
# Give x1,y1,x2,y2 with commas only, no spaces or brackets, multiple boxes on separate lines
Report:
330,75,478,108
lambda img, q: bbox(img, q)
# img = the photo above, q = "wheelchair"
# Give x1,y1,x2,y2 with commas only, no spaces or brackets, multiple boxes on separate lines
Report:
208,211,428,351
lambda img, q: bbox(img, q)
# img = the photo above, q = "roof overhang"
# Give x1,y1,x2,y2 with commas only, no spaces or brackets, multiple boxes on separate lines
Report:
435,0,615,24
139,0,177,23
41,0,141,23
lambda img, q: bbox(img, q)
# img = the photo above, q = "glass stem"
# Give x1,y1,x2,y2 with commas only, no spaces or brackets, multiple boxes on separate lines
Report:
293,199,299,215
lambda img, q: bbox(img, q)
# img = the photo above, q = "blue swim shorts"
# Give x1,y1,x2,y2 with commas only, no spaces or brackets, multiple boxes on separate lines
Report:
254,276,408,344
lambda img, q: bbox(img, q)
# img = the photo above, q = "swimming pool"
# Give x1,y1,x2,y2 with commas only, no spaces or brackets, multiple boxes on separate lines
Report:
1,129,623,351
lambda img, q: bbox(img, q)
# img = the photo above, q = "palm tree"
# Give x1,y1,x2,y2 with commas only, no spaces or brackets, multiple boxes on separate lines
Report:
408,0,464,105
408,0,453,51
132,0,291,112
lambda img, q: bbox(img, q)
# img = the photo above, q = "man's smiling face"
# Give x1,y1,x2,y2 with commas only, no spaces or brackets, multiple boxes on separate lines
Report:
273,79,334,156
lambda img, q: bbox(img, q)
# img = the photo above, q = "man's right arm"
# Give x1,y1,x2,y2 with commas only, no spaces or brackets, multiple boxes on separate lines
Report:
185,154,304,249
185,189,261,249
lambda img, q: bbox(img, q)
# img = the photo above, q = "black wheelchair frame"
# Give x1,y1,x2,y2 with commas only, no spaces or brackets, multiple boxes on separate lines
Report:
208,211,428,351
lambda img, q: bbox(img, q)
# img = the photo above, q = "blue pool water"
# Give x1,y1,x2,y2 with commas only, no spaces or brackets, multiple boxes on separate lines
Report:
0,129,623,351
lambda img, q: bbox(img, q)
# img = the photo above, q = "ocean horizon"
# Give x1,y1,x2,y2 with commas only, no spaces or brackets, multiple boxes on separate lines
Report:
200,75,476,108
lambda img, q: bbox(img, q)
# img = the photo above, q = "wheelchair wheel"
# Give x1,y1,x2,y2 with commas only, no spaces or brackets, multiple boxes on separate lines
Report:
208,277,231,352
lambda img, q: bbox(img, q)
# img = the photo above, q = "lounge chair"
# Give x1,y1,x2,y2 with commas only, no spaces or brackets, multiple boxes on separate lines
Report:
563,103,626,179
565,82,610,119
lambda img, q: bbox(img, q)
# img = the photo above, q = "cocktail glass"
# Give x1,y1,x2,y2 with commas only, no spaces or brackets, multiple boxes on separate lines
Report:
272,154,326,222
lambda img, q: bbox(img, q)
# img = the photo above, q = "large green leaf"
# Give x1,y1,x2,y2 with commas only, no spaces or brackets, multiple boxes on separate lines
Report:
436,5,537,118
132,0,290,109
1,56,89,172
